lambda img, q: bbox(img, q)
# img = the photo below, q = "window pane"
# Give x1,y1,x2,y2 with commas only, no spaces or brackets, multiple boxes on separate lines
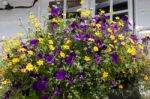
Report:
113,0,128,12
96,0,110,15
113,12,128,21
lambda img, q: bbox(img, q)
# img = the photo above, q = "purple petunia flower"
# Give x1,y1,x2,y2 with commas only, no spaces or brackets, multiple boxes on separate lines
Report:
78,72,86,80
54,70,66,80
69,76,75,84
53,48,61,54
40,95,49,99
95,56,102,64
38,53,44,59
80,25,88,30
50,7,62,16
69,22,78,28
3,90,11,99
29,39,38,46
32,76,49,91
54,90,61,96
74,33,85,41
110,52,119,64
45,54,54,64
130,34,138,41
66,53,76,65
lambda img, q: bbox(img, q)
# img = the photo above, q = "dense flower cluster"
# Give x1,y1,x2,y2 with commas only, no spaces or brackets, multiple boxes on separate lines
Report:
0,7,150,99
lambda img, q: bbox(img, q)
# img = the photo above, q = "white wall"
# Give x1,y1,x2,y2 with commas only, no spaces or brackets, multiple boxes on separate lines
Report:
0,0,51,40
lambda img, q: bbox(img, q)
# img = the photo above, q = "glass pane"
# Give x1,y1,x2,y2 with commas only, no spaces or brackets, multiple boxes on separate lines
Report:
113,0,128,12
113,12,128,21
96,0,110,15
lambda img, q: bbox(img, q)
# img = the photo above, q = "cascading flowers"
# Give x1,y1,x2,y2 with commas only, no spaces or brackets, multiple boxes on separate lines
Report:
0,6,150,99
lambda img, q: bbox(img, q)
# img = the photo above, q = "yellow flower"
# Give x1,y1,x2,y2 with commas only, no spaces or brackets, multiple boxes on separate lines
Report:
118,21,124,27
21,68,27,73
3,55,8,60
113,40,118,43
107,19,112,24
93,46,99,52
107,47,112,52
127,46,136,56
49,45,55,51
138,44,144,50
110,35,115,40
100,9,105,14
118,34,125,40
37,60,44,66
84,56,91,62
7,62,12,67
38,38,44,44
95,31,101,37
60,51,66,58
52,18,58,23
29,15,35,20
102,72,109,78
65,40,71,45
80,0,84,4
21,54,26,59
129,38,135,44
118,84,123,89
144,75,149,81
12,58,20,64
34,67,39,72
121,42,126,46
88,38,94,42
76,8,81,12
1,79,11,85
115,16,120,20
85,10,91,16
26,63,34,71
18,47,26,52
28,50,34,55
48,40,54,45
63,45,70,50
34,22,40,28
13,41,21,46
107,28,112,33
96,24,101,28
4,48,10,53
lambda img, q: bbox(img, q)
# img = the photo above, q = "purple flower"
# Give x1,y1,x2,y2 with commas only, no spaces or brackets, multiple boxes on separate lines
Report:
38,53,44,59
54,70,66,80
50,7,62,16
110,52,119,64
108,79,117,87
130,34,138,41
53,48,61,54
29,39,38,46
69,22,78,28
3,90,11,99
54,90,61,96
32,76,48,91
69,76,75,84
66,53,76,65
45,54,54,64
80,25,88,30
40,95,49,99
78,72,86,80
95,56,102,64
100,45,107,50
74,33,85,41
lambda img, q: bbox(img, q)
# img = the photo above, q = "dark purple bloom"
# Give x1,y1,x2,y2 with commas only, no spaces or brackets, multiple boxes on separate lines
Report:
53,48,61,54
108,79,117,87
32,77,48,91
3,90,11,99
95,56,102,64
80,25,88,30
101,14,109,19
130,34,138,41
69,76,75,84
12,81,22,89
100,45,107,50
101,22,106,29
54,90,61,96
69,22,78,28
78,72,86,80
38,53,44,59
66,53,76,65
45,54,54,64
110,52,119,64
54,70,66,80
141,36,150,43
29,39,38,46
40,95,49,99
74,33,85,41
50,7,62,16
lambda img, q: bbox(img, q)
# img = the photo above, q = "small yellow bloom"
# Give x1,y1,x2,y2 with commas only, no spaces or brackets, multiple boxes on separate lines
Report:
37,60,44,66
118,84,123,89
127,46,136,56
118,34,125,40
29,15,35,19
21,68,27,73
100,9,105,14
121,42,126,46
21,54,26,59
113,40,118,43
49,40,54,45
18,48,26,52
38,38,44,44
102,72,109,78
138,44,144,50
93,46,99,52
52,18,58,23
26,63,34,71
7,62,12,67
60,51,66,58
4,48,10,53
144,75,149,81
118,21,124,27
63,45,70,50
110,35,115,40
107,47,112,52
66,40,71,45
12,58,20,64
84,56,91,62
3,55,8,60
13,41,21,46
115,16,120,20
49,45,55,51
1,79,11,85
107,28,112,33
95,31,101,37
96,24,101,28
129,38,135,44
28,50,34,55
34,22,40,28
34,67,39,72
88,38,94,42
